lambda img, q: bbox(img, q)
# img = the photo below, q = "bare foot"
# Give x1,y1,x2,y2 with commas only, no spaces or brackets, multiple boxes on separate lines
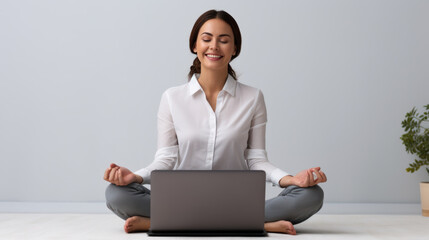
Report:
264,220,296,235
124,216,150,233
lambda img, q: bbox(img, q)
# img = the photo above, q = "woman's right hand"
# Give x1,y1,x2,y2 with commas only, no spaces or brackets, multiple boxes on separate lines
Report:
279,167,327,188
103,163,142,186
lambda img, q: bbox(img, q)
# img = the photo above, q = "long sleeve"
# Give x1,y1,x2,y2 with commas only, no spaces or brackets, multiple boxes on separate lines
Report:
245,90,289,186
134,91,179,184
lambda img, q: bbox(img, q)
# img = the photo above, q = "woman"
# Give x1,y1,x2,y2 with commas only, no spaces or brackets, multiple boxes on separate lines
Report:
103,9,327,235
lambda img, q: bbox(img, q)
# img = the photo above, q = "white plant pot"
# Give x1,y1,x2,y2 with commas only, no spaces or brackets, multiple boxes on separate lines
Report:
420,182,429,217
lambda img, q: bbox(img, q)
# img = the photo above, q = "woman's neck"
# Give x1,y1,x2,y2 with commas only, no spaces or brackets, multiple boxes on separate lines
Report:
197,69,228,95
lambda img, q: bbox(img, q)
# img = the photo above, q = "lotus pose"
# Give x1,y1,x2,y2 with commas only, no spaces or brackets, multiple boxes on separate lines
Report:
103,9,327,235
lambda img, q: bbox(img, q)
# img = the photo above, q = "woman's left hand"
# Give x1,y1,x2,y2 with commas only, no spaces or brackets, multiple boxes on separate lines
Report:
279,167,327,188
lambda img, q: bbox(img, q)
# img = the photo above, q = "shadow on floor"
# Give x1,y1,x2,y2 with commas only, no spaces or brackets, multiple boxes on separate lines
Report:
295,227,356,235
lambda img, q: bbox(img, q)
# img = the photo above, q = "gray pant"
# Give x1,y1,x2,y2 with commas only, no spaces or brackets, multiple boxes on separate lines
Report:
105,183,323,225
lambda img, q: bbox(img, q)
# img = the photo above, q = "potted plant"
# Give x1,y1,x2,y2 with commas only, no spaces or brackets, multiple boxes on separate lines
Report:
400,104,429,216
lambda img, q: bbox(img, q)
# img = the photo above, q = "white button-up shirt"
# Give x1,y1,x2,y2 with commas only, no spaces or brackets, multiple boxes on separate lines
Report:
135,74,288,186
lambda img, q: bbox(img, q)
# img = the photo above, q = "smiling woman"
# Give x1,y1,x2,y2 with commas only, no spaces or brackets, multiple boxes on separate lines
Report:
193,19,236,77
188,10,241,80
103,9,326,235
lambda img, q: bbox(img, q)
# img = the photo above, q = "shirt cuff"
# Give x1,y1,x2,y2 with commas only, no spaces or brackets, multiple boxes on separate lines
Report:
134,168,150,184
133,145,179,184
269,168,290,187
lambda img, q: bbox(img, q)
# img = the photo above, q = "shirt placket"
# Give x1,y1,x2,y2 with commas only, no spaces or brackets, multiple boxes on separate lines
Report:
205,111,216,169
205,91,224,169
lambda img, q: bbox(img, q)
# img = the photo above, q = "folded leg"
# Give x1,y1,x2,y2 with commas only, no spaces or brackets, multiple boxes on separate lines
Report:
105,183,151,220
265,185,324,224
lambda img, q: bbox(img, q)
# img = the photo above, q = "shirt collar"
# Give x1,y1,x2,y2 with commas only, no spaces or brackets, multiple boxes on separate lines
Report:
189,74,237,97
188,74,201,95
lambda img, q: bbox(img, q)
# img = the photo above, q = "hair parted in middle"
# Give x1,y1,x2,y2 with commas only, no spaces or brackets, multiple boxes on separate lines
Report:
188,9,242,80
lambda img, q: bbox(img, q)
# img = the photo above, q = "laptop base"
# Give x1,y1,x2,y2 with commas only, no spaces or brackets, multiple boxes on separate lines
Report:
147,230,268,237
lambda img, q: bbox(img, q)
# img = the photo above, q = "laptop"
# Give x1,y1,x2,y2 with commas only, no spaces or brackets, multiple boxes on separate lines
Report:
147,170,267,236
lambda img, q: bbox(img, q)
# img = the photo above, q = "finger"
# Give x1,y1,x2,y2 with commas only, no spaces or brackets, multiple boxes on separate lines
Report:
319,171,327,182
118,169,123,185
109,167,118,182
312,170,323,183
309,168,318,176
115,169,120,185
308,170,316,186
305,170,312,186
110,163,118,168
103,167,111,181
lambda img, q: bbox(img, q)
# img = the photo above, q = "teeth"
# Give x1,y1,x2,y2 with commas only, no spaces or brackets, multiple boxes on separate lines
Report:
206,54,221,58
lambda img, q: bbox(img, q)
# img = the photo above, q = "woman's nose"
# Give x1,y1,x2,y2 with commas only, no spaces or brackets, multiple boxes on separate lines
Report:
209,40,219,50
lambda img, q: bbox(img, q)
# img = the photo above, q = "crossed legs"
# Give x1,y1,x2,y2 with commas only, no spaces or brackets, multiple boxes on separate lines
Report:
105,183,324,234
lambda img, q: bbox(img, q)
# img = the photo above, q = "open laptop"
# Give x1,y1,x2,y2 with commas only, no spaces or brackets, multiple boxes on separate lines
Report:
147,170,267,236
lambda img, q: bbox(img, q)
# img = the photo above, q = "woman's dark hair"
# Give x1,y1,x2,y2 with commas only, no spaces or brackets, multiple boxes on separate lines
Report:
188,10,242,80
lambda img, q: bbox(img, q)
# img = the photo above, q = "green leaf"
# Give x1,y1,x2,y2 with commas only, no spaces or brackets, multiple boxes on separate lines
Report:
401,104,429,177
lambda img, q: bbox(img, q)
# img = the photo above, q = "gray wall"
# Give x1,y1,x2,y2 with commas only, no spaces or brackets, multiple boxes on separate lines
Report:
1,0,428,204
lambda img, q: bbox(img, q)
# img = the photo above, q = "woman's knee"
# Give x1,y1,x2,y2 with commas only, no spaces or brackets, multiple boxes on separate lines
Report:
287,185,324,210
105,183,151,212
265,185,324,223
289,185,324,224
307,185,324,206
105,184,124,209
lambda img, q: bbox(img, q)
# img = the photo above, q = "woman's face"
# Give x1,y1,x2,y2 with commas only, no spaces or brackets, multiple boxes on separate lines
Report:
193,18,236,74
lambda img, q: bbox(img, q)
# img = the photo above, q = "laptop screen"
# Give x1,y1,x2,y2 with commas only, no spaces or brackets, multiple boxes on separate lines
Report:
149,170,266,234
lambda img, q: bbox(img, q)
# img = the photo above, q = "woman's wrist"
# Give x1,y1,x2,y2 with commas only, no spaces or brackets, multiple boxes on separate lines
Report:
279,175,294,188
135,174,144,184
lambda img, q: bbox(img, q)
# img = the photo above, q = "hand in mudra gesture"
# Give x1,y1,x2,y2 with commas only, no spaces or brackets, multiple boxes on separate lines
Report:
279,167,327,188
103,163,141,186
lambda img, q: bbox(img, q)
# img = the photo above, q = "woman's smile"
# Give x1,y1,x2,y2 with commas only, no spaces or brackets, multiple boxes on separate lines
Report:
205,53,223,61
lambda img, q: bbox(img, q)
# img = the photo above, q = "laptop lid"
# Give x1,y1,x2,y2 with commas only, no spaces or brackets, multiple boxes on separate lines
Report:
148,170,267,236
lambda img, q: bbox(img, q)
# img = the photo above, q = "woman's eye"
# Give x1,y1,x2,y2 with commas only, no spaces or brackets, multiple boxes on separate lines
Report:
202,39,211,42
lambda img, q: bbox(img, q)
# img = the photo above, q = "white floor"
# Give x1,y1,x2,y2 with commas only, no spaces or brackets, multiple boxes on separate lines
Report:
0,213,428,240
